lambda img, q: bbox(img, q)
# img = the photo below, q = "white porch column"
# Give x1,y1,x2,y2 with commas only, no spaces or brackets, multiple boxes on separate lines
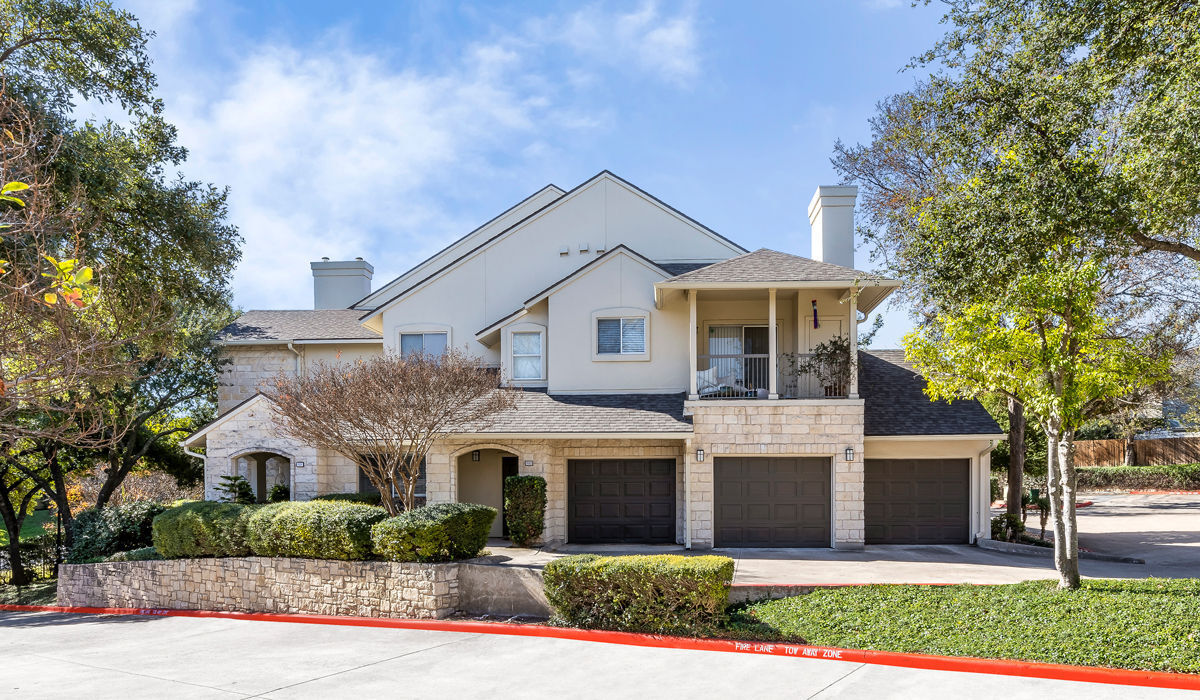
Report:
768,288,778,399
848,292,859,398
688,289,698,400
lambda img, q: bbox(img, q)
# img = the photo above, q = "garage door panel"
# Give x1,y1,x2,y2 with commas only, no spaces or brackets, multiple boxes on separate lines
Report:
865,459,969,544
714,457,830,547
568,459,676,544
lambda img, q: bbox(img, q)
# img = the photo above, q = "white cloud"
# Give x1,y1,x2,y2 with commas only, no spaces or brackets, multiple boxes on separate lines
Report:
122,1,703,309
533,2,701,86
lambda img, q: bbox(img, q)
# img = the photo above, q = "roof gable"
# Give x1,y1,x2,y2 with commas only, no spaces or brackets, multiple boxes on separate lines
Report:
352,184,566,311
182,393,274,449
361,171,746,323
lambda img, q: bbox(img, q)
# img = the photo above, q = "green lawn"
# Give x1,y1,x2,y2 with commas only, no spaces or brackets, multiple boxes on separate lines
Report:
732,579,1200,673
0,509,53,547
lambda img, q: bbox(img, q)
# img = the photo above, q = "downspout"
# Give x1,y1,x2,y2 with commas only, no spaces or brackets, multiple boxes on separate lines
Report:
975,439,996,542
287,341,302,375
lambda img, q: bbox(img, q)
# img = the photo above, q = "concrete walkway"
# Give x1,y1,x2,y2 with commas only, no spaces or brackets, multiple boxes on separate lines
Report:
476,493,1200,584
1,611,1190,698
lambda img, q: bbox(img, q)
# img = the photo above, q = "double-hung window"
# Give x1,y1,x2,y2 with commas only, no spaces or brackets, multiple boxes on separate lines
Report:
399,331,447,358
596,317,646,355
511,331,543,380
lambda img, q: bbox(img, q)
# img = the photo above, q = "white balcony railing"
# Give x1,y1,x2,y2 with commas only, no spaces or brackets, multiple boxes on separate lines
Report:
695,353,849,400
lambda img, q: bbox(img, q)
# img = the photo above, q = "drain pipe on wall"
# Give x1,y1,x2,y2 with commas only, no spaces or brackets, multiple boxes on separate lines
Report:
287,341,302,376
976,439,996,541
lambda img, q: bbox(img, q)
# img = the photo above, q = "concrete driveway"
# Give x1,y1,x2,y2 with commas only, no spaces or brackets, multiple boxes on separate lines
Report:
476,493,1200,584
2,611,1190,699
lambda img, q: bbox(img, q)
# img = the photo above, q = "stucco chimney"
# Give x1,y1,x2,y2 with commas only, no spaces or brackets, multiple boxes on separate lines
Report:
807,186,858,269
311,257,373,309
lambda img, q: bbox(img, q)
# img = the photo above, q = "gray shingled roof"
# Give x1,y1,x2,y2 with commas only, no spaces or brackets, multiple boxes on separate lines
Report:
655,262,715,276
860,350,1001,436
664,248,887,284
457,390,692,433
218,310,382,342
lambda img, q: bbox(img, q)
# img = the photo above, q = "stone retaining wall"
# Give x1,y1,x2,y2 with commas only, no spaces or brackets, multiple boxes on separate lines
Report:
57,557,459,619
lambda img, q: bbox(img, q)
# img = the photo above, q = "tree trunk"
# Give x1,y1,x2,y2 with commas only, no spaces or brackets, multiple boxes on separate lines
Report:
1123,438,1135,467
1007,398,1025,517
1046,422,1081,590
0,491,30,586
94,453,129,510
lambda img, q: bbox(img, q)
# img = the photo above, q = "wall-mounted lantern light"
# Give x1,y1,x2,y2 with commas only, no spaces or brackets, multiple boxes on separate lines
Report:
844,447,855,462
696,449,705,462
471,450,480,462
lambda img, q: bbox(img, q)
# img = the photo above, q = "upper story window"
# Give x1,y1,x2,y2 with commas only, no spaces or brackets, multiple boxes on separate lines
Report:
511,330,544,380
597,317,645,355
400,332,447,358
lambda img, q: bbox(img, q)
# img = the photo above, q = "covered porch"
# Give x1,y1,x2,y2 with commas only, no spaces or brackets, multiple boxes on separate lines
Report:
654,251,898,401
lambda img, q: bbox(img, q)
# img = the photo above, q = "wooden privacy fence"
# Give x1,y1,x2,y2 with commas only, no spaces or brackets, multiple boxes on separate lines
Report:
1075,437,1200,467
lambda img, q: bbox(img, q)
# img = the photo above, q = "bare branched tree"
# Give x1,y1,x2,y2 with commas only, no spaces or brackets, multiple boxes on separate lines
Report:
266,349,518,515
0,92,159,449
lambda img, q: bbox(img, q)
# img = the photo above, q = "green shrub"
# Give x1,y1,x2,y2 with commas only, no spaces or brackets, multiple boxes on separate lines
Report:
1077,463,1200,490
68,501,167,563
991,513,1025,542
267,484,290,502
106,546,162,562
246,500,386,560
543,554,735,636
504,475,546,547
313,492,384,506
216,475,256,504
152,501,256,558
371,502,496,562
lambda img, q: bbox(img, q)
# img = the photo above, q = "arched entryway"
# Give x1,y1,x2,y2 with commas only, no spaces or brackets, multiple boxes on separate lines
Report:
233,450,292,503
455,447,519,538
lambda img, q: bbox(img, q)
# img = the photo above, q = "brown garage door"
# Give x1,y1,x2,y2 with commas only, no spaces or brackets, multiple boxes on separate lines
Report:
865,459,970,544
568,459,675,543
714,457,830,547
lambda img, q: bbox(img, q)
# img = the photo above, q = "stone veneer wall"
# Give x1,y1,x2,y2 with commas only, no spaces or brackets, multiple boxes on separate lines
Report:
57,558,459,619
217,345,295,415
686,400,866,549
202,401,318,501
425,438,686,546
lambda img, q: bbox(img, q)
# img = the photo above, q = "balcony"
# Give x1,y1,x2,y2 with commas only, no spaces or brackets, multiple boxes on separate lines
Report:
696,352,850,400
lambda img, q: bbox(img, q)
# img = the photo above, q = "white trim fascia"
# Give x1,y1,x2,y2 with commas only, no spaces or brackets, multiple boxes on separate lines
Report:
687,398,866,408
526,248,668,309
655,279,902,291
549,388,685,395
218,338,382,346
182,394,276,448
476,308,529,340
864,434,1008,442
361,172,744,323
353,184,567,310
449,431,693,440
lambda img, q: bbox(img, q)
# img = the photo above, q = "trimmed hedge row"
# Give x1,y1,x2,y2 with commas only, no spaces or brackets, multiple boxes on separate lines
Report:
371,503,496,562
543,554,735,636
313,492,384,507
1077,463,1200,490
504,475,546,547
152,501,257,558
106,546,162,562
246,501,386,560
68,501,167,563
151,500,495,563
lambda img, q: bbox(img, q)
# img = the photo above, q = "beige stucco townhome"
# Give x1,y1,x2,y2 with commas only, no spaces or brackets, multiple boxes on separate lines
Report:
183,171,1004,549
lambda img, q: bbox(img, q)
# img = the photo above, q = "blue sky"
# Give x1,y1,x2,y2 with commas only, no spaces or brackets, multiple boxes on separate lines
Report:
114,0,948,347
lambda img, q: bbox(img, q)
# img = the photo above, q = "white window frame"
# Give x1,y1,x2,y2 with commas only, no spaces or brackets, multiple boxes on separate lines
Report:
395,323,452,358
591,307,650,362
506,323,547,382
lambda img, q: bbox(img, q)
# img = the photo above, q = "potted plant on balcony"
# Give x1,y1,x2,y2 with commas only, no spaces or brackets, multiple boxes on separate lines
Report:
784,335,853,397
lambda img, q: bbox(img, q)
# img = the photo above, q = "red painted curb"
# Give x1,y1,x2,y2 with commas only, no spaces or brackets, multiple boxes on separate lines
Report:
2,604,1198,690
1131,490,1200,495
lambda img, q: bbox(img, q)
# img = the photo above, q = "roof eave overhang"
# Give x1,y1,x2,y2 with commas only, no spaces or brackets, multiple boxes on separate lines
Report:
863,434,1007,442
654,279,902,291
217,337,383,346
449,431,693,440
